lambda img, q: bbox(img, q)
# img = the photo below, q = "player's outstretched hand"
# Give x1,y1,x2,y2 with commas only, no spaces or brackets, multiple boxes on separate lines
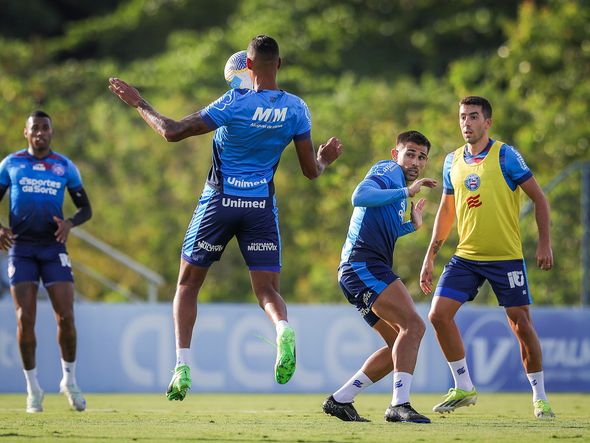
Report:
408,178,437,197
53,216,74,244
108,77,143,108
317,137,343,167
410,198,426,230
0,225,15,250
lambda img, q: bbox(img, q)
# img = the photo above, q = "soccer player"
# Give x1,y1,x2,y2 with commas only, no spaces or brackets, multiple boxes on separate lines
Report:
323,131,436,423
0,110,92,413
420,96,555,419
108,35,342,400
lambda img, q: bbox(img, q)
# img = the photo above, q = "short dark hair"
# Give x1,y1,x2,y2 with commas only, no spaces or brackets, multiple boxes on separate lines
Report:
460,96,492,119
247,35,280,63
397,130,431,152
28,110,51,121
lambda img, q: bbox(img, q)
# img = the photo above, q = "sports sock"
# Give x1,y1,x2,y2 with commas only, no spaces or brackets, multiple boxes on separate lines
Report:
61,359,77,385
275,320,290,335
23,368,42,394
527,371,547,401
175,348,190,368
392,371,412,406
332,370,373,403
448,358,474,391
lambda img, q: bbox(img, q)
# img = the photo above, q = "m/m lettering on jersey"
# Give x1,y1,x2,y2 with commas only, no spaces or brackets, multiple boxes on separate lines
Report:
221,197,266,209
252,107,288,123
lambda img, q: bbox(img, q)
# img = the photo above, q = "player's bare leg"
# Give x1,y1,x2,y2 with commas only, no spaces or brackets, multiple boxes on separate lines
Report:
167,259,209,401
323,322,396,422
506,305,554,418
47,282,85,411
429,296,477,413
12,283,44,412
250,270,295,384
371,280,430,423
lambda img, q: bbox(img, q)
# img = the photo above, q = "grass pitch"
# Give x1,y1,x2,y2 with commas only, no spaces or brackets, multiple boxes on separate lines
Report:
0,392,588,442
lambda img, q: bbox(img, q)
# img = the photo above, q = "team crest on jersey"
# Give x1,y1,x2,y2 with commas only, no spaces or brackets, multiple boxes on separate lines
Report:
33,163,46,171
51,164,65,176
464,173,481,191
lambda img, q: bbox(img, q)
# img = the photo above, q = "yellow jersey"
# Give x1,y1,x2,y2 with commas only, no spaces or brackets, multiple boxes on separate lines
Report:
450,141,523,260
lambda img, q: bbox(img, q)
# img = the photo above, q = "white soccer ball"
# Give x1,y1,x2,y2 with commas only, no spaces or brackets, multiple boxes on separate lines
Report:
224,50,253,89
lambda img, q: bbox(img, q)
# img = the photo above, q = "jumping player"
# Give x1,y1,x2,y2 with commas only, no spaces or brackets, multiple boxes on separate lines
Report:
420,96,555,419
109,35,343,400
323,131,436,423
0,110,92,413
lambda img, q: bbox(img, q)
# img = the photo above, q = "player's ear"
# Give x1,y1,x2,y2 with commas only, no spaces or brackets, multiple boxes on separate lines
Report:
246,57,253,70
277,57,282,70
391,148,399,160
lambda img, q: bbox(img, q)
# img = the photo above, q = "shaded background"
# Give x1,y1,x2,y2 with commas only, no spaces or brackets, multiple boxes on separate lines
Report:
0,0,588,305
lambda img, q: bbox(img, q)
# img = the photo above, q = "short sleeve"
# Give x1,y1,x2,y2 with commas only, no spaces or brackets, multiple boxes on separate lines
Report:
293,98,312,141
200,90,238,129
442,152,455,194
66,159,83,190
502,144,532,185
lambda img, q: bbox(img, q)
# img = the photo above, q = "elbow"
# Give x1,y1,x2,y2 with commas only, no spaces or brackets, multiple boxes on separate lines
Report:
303,168,321,180
162,121,185,142
163,130,182,142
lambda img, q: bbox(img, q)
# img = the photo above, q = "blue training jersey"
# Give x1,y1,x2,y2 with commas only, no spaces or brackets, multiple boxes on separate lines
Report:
340,160,415,267
0,149,83,243
200,88,312,198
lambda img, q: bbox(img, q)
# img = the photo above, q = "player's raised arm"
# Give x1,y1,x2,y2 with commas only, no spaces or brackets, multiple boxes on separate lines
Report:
294,136,343,179
108,77,213,142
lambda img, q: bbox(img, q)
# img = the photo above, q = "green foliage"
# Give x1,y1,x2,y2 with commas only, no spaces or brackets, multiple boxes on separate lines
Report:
0,0,587,304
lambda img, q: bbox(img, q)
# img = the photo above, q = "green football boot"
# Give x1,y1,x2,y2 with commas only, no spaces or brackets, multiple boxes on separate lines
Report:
274,326,296,384
534,399,555,419
166,364,192,401
433,387,477,413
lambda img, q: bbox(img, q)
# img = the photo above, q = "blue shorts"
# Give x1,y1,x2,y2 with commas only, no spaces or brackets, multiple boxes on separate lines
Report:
181,185,281,271
338,261,398,327
434,255,531,307
8,242,74,287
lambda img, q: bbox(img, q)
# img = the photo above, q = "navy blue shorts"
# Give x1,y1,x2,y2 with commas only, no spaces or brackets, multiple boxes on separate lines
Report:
338,261,398,326
181,185,281,271
8,242,74,286
434,255,531,307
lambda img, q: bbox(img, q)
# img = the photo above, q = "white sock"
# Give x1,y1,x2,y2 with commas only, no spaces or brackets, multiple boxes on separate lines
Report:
61,359,77,385
448,358,474,391
23,368,42,394
275,320,290,335
527,371,547,401
176,348,191,368
332,370,374,403
392,371,413,406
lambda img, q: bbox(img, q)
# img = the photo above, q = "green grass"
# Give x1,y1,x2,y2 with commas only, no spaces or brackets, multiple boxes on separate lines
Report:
0,393,589,442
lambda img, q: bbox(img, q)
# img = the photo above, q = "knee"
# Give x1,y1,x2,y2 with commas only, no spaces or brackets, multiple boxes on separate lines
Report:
56,310,75,329
428,308,449,330
410,315,426,339
398,314,425,341
511,317,534,338
15,308,35,331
